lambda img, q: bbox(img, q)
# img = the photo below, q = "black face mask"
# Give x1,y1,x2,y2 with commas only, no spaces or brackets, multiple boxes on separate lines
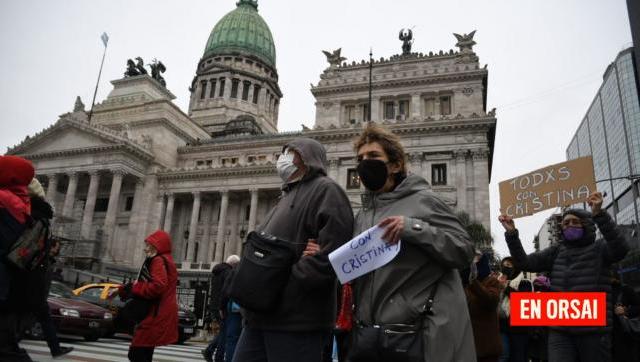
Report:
356,159,389,192
501,266,514,279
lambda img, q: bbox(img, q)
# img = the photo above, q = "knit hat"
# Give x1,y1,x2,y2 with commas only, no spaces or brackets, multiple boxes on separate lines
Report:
0,156,34,187
28,178,45,198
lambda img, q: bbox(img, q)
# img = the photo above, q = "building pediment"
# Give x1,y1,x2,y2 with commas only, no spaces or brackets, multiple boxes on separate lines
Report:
7,117,154,161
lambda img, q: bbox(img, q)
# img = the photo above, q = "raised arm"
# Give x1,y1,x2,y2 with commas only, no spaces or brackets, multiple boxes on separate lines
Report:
500,215,559,273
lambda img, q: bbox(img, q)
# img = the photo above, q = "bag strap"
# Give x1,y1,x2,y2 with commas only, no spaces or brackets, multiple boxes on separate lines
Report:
420,275,442,316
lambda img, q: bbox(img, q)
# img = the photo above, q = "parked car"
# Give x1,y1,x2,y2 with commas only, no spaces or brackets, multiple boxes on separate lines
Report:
73,282,197,343
26,281,114,342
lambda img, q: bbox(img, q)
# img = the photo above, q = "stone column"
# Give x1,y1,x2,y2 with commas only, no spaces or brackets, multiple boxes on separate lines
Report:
224,77,232,100
163,193,175,234
125,179,145,262
328,159,339,181
156,194,166,230
199,200,212,263
103,170,124,257
248,84,254,105
45,173,59,203
207,199,219,262
81,171,101,239
473,149,490,229
371,97,380,121
454,150,467,213
62,172,79,217
186,191,201,262
214,190,229,263
248,189,259,233
411,94,421,119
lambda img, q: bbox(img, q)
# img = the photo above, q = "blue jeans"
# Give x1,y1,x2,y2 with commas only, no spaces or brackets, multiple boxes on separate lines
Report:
232,326,330,362
224,312,242,362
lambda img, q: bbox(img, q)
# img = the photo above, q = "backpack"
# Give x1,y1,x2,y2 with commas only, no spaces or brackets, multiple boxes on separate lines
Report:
6,218,50,270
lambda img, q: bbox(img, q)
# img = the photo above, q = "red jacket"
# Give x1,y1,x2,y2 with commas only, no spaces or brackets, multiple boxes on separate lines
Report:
131,230,179,347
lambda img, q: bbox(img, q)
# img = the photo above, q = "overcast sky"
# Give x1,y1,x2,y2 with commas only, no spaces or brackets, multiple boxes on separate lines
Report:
0,0,633,257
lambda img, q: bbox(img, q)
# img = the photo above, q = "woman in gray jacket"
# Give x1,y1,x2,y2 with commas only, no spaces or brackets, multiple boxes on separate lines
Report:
349,125,476,362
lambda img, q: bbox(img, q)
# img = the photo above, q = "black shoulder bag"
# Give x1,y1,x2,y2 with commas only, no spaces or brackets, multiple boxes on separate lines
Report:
119,255,169,326
349,278,443,362
228,231,297,312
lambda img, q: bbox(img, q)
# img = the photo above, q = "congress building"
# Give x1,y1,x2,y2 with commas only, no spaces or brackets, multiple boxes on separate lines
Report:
6,0,496,283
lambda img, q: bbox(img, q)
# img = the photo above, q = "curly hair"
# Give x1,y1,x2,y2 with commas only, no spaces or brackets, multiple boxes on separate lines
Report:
353,124,407,176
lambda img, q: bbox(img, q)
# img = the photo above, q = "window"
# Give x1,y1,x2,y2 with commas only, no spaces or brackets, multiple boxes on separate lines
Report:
218,78,226,97
346,105,356,123
199,81,207,100
124,196,134,211
209,79,217,98
347,169,361,189
432,164,447,185
362,104,369,122
242,81,251,101
253,85,261,104
196,160,205,166
245,205,251,220
440,96,451,115
424,98,436,116
398,100,409,119
231,157,238,165
384,101,395,120
248,156,256,163
231,79,240,98
94,198,109,212
206,160,212,166
80,287,103,302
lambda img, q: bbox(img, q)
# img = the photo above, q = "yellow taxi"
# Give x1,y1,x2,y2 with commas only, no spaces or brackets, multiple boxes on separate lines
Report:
73,282,123,314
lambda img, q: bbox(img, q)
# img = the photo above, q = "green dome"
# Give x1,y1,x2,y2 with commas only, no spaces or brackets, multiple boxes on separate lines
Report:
204,0,276,67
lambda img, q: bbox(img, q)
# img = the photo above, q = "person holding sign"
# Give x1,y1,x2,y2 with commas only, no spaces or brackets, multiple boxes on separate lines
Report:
348,125,476,362
498,192,629,362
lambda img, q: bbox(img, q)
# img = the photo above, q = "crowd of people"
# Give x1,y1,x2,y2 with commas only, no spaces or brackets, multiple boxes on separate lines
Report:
1,124,639,362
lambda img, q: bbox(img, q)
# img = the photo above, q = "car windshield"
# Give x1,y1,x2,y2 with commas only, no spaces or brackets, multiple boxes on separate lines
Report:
49,281,75,299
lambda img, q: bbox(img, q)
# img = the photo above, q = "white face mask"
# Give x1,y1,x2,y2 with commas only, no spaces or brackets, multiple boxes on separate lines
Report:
276,149,298,183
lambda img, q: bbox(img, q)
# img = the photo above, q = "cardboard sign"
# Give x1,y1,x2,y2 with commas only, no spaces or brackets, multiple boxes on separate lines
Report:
329,226,402,284
499,156,596,219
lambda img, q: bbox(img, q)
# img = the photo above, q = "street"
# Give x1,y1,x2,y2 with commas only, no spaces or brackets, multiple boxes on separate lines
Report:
19,335,205,362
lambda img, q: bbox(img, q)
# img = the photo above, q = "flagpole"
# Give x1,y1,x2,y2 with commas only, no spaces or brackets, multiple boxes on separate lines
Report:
368,48,373,122
88,34,109,124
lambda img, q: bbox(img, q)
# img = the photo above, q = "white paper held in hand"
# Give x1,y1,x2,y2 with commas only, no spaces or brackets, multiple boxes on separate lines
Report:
329,225,402,284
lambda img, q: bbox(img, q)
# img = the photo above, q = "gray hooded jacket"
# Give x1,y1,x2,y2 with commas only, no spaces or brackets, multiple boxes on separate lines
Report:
245,138,355,331
353,174,476,361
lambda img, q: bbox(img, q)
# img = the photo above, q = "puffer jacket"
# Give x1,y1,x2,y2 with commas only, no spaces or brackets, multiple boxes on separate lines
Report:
505,209,629,334
352,174,476,361
130,230,179,347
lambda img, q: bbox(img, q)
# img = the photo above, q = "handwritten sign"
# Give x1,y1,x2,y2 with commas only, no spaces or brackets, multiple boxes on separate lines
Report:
499,156,596,219
329,226,401,284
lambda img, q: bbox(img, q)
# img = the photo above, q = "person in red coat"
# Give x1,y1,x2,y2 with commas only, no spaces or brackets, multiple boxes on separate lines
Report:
120,230,179,362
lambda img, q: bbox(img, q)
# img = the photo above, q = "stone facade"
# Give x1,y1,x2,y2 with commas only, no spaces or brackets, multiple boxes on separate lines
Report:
6,5,495,282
